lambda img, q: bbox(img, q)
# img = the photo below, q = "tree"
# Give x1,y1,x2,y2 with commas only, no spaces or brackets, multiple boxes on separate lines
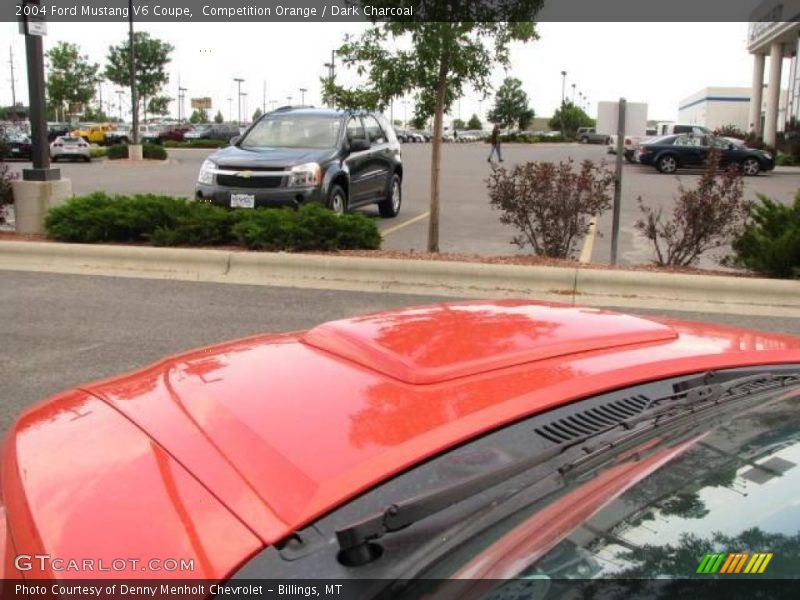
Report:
323,3,542,252
189,109,209,124
467,113,482,130
105,32,174,124
252,107,263,121
409,115,428,131
548,102,593,137
46,42,99,119
452,118,466,129
487,77,534,130
213,110,224,124
147,95,171,117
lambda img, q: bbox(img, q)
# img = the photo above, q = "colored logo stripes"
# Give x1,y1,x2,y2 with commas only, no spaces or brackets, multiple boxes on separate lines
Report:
696,552,773,574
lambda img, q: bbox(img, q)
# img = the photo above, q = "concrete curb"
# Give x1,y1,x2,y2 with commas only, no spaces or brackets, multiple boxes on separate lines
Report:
0,241,798,317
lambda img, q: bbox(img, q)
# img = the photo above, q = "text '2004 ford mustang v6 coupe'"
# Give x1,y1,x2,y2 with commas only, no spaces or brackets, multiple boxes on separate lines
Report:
2,301,800,598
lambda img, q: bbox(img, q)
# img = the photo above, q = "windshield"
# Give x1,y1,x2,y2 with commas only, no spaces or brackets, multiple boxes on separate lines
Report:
241,114,342,149
421,385,800,590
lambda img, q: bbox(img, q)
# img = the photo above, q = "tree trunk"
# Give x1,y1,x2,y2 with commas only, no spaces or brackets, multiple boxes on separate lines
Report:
427,53,449,253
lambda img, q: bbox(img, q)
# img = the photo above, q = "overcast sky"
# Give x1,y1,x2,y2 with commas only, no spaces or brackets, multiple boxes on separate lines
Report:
1,21,767,125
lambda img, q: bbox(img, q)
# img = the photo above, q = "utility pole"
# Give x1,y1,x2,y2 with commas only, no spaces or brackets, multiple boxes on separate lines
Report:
241,92,247,123
611,98,626,265
9,46,17,108
299,87,307,105
560,70,566,138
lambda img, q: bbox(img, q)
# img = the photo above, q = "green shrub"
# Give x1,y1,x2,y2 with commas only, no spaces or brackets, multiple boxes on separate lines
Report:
90,147,108,159
151,204,237,246
728,193,800,278
232,203,381,251
45,193,381,251
107,144,128,160
776,153,800,166
143,144,167,160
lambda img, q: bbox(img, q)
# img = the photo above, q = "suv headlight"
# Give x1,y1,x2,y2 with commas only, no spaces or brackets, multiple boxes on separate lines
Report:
198,159,216,185
288,162,321,188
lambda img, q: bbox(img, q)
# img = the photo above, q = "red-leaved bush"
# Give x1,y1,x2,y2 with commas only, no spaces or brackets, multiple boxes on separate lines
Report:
487,159,614,258
635,150,750,267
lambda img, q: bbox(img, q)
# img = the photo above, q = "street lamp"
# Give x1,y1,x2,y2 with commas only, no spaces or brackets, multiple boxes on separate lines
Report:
241,92,248,123
227,97,233,122
299,87,307,105
233,77,245,126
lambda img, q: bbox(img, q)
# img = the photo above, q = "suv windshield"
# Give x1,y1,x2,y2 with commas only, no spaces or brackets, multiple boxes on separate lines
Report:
241,114,342,149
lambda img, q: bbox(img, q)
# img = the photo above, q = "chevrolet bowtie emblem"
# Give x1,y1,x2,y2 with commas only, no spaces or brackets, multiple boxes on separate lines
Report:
238,171,254,179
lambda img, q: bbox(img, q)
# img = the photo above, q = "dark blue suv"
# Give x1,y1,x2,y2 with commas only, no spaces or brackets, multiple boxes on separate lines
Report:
195,107,403,217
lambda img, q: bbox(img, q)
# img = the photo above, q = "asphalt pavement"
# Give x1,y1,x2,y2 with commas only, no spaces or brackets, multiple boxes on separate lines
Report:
2,270,799,435
6,144,800,266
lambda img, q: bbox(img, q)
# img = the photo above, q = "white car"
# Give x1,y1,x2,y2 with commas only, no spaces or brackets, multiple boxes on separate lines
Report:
50,136,91,162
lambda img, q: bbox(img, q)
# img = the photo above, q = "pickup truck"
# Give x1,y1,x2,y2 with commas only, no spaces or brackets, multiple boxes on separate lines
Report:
607,128,658,162
576,127,610,144
70,123,114,145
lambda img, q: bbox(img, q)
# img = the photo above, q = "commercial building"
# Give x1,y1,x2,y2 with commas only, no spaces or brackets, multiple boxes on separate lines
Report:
678,86,787,132
748,0,800,145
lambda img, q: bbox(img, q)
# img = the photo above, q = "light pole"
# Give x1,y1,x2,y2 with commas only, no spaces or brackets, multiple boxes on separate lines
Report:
227,97,233,122
241,92,248,123
571,83,576,104
116,89,124,121
129,0,139,146
299,87,307,105
287,95,293,106
323,49,335,107
233,77,245,126
178,86,187,122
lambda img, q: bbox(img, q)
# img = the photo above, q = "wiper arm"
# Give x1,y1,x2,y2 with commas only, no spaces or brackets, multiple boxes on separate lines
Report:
334,370,800,567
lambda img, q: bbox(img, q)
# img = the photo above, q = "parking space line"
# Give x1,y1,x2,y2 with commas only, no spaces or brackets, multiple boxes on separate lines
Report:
381,211,430,237
579,218,598,264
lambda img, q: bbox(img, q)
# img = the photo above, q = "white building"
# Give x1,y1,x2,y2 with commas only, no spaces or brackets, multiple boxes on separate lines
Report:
678,86,787,132
747,0,800,145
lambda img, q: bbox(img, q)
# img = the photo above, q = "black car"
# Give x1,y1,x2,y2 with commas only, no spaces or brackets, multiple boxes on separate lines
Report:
635,134,774,176
195,107,403,217
0,132,32,160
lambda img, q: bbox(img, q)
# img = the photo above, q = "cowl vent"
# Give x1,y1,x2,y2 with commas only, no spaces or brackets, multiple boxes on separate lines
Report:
534,394,651,444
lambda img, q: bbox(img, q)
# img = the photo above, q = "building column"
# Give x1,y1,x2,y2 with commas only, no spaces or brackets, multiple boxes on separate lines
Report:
764,42,784,147
749,53,765,135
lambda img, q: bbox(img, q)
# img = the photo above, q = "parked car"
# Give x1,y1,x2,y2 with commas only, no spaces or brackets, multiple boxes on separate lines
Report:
157,124,194,143
577,127,609,144
184,123,240,141
46,122,71,142
3,300,800,587
195,107,403,217
409,129,431,142
138,124,165,144
0,131,32,160
70,123,113,144
49,135,91,162
104,125,131,145
635,133,774,175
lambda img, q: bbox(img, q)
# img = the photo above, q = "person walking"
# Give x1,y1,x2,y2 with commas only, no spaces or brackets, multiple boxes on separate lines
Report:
488,124,503,163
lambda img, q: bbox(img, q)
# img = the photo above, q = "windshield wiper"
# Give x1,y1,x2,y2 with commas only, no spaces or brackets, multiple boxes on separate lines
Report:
334,370,800,566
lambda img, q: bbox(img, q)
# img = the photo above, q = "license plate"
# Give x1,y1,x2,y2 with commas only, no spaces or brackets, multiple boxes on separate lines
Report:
11,148,19,153
231,194,255,208
65,145,77,150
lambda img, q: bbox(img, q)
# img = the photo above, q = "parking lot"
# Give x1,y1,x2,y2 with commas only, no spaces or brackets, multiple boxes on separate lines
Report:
6,143,799,266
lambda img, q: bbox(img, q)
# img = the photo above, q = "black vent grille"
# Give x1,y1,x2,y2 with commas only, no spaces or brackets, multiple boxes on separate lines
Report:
534,395,650,444
217,174,284,188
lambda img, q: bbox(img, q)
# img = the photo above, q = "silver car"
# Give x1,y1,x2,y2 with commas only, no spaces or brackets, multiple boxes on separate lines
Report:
50,136,91,162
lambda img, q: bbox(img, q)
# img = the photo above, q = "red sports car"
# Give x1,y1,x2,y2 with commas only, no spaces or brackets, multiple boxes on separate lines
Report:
2,301,800,597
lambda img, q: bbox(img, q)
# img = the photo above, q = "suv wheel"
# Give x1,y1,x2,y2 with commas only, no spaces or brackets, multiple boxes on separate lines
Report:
379,174,402,218
327,184,347,215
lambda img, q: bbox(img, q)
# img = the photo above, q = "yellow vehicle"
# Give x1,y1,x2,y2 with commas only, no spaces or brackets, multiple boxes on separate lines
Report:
69,123,113,145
